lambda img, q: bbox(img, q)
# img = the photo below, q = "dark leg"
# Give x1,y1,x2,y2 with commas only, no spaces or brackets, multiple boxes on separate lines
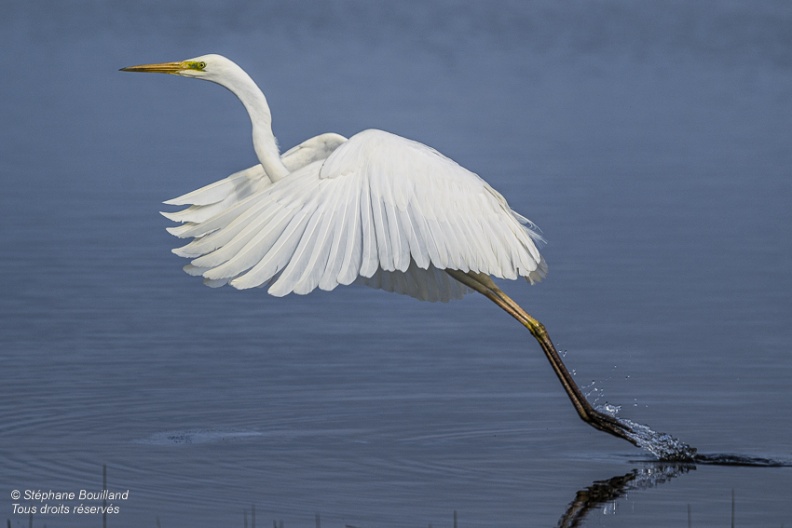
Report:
446,269,641,447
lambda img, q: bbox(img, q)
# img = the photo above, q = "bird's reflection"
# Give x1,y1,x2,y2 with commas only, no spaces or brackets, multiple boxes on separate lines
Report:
557,453,789,528
557,463,694,528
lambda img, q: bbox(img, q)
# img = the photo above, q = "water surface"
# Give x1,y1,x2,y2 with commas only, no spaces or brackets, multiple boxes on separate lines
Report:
1,1,791,526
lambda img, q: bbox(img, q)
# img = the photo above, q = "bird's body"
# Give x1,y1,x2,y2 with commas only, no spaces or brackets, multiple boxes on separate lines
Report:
123,54,546,301
122,54,653,452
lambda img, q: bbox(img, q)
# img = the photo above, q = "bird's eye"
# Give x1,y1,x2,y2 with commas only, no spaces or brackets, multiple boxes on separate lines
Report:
186,61,207,72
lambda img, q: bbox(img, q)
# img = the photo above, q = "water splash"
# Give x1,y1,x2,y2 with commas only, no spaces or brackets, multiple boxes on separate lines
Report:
619,417,699,461
594,404,790,465
595,404,698,461
598,403,621,417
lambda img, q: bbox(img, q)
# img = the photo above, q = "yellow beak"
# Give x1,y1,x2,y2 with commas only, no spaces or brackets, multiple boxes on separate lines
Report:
120,61,188,74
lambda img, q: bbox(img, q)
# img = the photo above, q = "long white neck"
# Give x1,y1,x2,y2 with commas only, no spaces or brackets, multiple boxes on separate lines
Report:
212,64,289,182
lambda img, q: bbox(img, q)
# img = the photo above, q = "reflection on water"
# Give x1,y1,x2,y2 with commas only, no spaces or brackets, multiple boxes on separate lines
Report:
560,453,792,528
559,464,694,528
21,459,784,527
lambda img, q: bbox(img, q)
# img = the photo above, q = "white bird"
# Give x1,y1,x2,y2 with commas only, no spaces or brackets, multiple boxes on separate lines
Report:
122,55,545,301
122,54,643,448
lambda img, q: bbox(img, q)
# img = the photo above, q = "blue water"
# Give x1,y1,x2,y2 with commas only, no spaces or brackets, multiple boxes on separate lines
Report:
1,1,791,526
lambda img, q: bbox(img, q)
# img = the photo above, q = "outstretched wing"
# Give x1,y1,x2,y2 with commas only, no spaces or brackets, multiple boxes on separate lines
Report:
161,133,347,225
165,129,546,301
280,132,347,172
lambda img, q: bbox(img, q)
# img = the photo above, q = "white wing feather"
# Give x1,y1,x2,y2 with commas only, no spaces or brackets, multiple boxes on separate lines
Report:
161,132,347,225
280,132,347,171
163,129,547,302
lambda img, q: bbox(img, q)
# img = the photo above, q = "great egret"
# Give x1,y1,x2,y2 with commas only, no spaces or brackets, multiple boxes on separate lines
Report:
121,54,648,450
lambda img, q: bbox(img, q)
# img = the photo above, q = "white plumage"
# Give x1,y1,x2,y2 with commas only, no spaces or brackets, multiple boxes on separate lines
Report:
122,54,546,302
122,56,661,451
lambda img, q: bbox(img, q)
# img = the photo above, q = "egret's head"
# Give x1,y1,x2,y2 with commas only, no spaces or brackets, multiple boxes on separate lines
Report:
120,54,231,81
